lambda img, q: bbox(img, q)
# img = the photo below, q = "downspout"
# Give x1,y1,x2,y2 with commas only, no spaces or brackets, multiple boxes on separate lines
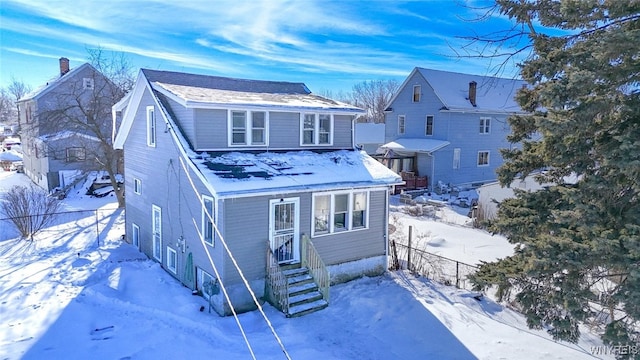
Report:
351,115,357,150
384,187,389,265
430,152,435,192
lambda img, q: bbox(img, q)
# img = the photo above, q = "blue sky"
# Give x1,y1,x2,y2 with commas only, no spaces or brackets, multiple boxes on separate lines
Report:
0,0,524,94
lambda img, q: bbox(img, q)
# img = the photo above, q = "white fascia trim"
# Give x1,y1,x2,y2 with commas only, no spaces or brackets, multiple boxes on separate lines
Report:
113,70,150,149
215,184,395,200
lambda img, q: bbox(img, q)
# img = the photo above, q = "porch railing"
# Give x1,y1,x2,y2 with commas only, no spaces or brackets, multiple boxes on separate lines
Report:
266,242,289,313
301,234,330,303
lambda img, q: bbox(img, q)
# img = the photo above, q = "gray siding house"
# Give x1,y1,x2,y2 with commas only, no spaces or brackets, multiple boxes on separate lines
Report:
18,57,118,191
382,67,527,191
113,69,401,317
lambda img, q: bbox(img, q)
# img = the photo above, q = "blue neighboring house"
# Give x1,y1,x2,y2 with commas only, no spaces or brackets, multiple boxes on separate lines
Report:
381,67,527,191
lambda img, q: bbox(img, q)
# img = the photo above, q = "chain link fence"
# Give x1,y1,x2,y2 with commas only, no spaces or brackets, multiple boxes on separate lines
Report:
389,239,479,291
0,208,118,244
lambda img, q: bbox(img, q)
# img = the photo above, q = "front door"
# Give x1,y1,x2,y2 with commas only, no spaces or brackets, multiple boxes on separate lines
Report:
269,198,300,264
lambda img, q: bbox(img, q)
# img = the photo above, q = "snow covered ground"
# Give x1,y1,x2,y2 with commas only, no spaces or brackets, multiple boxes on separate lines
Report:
0,171,611,359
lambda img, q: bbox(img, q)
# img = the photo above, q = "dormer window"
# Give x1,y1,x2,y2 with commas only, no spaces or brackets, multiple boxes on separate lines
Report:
301,113,333,146
229,111,268,146
83,78,94,90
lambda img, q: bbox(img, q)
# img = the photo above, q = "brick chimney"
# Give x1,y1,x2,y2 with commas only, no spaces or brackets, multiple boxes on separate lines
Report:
468,81,477,107
59,57,70,76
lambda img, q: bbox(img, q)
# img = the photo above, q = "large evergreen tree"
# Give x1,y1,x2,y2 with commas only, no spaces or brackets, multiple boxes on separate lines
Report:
470,0,640,352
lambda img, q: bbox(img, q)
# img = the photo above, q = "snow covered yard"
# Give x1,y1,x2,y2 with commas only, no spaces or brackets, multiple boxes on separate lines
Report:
0,171,611,359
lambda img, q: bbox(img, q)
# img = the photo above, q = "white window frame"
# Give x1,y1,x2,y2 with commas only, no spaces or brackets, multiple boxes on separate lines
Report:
398,115,405,135
146,106,156,147
65,147,85,162
425,115,434,136
167,247,177,273
152,204,162,261
312,191,369,237
201,195,215,246
228,110,268,146
413,85,421,102
132,223,140,249
480,117,491,134
453,148,461,169
197,268,215,300
83,78,94,90
133,178,141,195
300,113,333,146
477,150,490,166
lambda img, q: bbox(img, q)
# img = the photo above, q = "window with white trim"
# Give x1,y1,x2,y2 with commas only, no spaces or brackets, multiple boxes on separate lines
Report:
478,151,490,166
312,191,369,236
202,195,214,246
453,148,461,169
425,115,434,136
132,223,140,249
413,85,421,102
83,78,94,90
197,268,215,300
146,106,156,147
398,115,405,135
65,147,85,162
133,178,141,194
301,113,332,145
152,205,162,261
229,111,268,146
480,117,491,134
167,247,177,273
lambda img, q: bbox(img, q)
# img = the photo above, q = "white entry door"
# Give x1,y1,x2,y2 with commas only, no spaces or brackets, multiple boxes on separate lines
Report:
269,198,300,264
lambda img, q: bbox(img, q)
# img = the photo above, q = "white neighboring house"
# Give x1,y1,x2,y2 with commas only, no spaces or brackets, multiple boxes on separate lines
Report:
354,122,386,155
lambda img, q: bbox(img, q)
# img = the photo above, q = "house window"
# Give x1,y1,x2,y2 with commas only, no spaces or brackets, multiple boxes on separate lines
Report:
65,147,85,162
301,113,333,145
132,223,140,249
398,115,405,135
453,148,461,169
147,106,156,147
251,111,266,145
133,178,141,194
413,85,421,102
478,151,490,166
480,117,491,134
312,191,369,236
152,205,162,261
352,192,367,229
313,194,330,235
197,268,216,300
202,195,214,246
83,78,94,90
334,194,348,231
425,115,434,136
230,111,267,146
167,247,177,273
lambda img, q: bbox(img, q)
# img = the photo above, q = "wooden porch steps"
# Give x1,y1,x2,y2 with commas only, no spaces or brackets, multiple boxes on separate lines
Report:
282,265,328,318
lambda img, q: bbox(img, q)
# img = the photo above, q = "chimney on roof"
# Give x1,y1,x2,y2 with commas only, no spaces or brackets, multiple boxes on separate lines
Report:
468,81,477,107
59,57,70,76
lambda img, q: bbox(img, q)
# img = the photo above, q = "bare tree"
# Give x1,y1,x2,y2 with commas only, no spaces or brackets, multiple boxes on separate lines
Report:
31,50,133,207
0,89,14,124
351,79,400,123
0,184,62,240
6,77,32,129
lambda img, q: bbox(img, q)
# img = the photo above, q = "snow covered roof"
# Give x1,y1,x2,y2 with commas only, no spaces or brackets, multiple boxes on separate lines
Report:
0,150,22,161
19,63,94,102
418,68,526,113
192,149,402,198
37,130,100,143
142,69,361,112
389,67,527,114
380,138,450,154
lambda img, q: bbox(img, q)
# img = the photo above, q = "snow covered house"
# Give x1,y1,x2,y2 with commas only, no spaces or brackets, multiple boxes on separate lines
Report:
381,67,527,191
113,69,402,317
17,57,119,191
